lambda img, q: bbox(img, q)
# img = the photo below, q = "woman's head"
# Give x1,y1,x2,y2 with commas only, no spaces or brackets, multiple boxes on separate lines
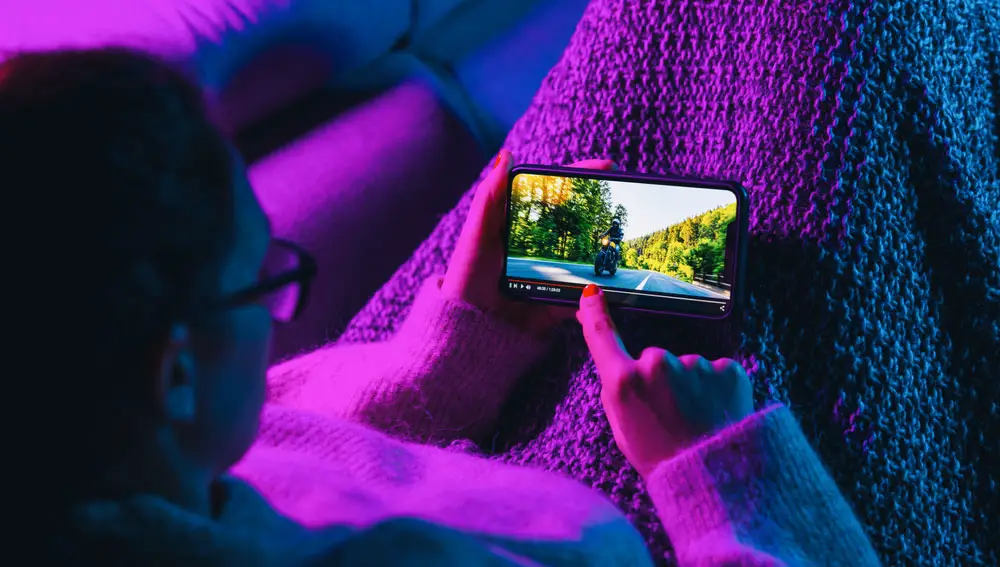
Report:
0,48,283,508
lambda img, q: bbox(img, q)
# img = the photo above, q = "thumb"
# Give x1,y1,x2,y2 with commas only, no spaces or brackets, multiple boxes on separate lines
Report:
577,284,633,377
470,149,512,224
454,150,512,259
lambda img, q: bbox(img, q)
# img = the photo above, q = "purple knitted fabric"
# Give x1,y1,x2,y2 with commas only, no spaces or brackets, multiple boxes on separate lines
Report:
339,0,1000,565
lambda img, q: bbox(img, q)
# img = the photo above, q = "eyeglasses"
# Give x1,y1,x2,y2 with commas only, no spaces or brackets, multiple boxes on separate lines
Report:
211,239,317,323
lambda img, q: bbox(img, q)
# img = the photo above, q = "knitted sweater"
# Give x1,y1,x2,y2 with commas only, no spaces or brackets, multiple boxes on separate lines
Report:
60,278,877,566
335,1,1000,566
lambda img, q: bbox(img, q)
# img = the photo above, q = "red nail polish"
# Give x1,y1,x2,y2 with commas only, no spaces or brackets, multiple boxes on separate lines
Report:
582,284,601,297
493,151,504,169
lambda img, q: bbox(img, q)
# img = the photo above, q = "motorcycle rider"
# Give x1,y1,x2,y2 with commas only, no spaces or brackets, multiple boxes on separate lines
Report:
598,218,624,263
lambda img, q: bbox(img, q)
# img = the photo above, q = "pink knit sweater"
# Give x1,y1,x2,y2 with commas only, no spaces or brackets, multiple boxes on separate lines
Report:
62,277,880,566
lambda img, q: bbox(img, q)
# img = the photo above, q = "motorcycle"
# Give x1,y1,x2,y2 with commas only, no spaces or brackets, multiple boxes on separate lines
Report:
594,236,618,276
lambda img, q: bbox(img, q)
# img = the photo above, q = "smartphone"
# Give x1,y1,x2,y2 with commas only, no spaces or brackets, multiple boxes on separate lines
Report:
500,165,748,319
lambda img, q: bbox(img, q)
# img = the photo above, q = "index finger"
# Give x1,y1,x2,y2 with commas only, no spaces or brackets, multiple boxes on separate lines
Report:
576,285,634,377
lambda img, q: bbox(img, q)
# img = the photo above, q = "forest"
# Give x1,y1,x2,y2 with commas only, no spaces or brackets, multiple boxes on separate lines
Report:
620,201,736,283
509,174,736,283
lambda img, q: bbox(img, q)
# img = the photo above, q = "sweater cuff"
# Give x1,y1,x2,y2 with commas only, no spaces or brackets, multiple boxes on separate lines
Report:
645,405,865,558
396,275,553,366
360,276,552,441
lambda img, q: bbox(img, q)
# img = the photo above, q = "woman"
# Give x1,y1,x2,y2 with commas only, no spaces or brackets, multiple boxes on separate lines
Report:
2,49,879,565
342,0,1000,563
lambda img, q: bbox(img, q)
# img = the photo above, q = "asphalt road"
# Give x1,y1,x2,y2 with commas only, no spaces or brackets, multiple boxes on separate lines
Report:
506,257,729,299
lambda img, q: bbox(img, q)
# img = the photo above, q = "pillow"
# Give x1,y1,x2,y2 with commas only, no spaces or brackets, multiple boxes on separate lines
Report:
0,0,472,129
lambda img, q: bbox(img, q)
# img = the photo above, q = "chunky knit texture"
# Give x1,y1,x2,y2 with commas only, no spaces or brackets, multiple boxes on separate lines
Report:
337,1,1000,565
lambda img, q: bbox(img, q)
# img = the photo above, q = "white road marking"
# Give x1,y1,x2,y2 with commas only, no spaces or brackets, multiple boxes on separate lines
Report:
515,259,728,298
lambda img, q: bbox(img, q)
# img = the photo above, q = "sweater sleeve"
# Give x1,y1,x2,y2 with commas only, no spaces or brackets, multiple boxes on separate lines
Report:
645,405,882,567
265,276,551,444
298,518,547,567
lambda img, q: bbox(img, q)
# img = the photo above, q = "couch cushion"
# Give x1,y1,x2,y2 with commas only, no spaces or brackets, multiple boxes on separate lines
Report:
0,0,473,129
248,81,483,361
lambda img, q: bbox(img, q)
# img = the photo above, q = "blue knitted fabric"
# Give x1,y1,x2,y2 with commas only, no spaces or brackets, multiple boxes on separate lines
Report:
339,0,1000,565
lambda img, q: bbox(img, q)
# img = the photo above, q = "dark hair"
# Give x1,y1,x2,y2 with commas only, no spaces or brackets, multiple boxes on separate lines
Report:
0,48,235,507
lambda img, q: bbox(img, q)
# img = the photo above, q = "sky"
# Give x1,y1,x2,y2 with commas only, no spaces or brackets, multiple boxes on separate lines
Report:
606,180,737,241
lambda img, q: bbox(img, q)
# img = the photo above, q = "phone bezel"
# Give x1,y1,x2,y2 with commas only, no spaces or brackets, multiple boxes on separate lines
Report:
500,164,749,320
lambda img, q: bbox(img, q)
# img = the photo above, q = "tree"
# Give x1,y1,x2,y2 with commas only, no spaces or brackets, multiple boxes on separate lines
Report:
679,219,696,243
614,203,629,229
620,202,736,279
666,241,685,268
507,174,619,263
623,246,639,269
507,172,736,281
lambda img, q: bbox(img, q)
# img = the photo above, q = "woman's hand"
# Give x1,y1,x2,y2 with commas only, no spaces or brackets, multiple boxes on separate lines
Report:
575,284,755,478
441,150,615,336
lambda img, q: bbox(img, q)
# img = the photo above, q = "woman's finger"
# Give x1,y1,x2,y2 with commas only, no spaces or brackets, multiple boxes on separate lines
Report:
677,354,712,373
474,149,512,210
468,150,514,235
567,158,617,170
577,284,634,380
457,150,512,251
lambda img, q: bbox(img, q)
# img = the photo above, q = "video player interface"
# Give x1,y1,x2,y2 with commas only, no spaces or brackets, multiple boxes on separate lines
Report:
503,172,739,316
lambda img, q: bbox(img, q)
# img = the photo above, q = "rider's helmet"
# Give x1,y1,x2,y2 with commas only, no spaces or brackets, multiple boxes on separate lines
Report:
612,218,620,226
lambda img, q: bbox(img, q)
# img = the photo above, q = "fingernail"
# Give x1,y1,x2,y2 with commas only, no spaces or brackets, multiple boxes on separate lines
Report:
582,284,601,298
493,150,505,169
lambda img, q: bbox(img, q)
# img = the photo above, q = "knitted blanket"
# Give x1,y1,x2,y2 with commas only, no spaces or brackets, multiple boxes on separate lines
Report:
339,0,1000,565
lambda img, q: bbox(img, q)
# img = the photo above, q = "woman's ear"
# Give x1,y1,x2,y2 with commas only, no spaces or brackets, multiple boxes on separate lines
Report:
156,323,197,423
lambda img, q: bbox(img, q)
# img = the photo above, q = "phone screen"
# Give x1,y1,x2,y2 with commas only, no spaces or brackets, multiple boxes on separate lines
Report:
502,168,744,318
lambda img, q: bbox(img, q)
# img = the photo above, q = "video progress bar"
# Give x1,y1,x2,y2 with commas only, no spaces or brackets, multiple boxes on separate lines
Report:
506,278,727,305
